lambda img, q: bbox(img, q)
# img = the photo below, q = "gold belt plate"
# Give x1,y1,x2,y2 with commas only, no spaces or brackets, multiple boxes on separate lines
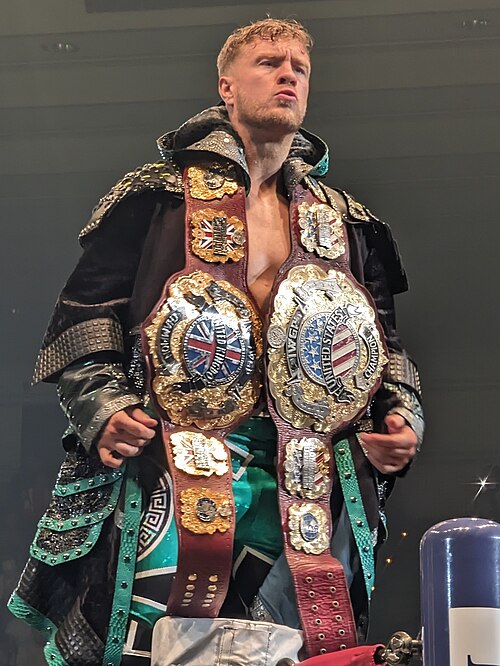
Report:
144,271,263,430
170,431,229,477
288,503,329,555
187,163,238,200
267,265,387,433
284,437,331,500
180,487,232,535
298,201,345,260
191,208,245,264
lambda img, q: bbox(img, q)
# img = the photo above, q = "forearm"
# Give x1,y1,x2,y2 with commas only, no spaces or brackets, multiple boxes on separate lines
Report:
57,358,142,451
382,351,424,448
356,229,423,440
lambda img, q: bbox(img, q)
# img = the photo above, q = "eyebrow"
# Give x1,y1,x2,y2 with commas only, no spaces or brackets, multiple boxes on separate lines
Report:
255,53,310,70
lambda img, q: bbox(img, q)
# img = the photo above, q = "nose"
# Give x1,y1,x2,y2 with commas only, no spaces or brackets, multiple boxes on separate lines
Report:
277,61,297,86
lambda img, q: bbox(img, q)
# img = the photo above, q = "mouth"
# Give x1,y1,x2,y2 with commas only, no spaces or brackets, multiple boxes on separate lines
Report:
274,89,297,101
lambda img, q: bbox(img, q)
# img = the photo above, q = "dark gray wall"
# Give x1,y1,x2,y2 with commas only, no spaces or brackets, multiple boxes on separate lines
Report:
1,1,499,662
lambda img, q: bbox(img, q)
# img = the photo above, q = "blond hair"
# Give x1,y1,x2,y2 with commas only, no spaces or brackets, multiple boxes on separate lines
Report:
217,18,313,76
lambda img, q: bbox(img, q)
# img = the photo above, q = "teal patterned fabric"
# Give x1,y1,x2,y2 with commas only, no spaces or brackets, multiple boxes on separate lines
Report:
30,466,124,567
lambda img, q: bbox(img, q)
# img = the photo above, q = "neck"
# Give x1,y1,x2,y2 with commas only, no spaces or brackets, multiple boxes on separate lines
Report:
235,123,295,194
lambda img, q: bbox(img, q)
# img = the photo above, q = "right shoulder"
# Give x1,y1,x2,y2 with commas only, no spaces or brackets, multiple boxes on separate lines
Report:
79,159,183,242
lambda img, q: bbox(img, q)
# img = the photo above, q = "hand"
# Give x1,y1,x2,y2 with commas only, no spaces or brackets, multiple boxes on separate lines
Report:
359,414,418,475
96,406,158,469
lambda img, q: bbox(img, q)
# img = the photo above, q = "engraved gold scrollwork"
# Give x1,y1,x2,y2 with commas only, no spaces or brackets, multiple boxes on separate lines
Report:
187,164,238,200
298,202,345,259
170,431,229,477
180,487,232,535
284,437,330,500
267,265,387,433
304,176,328,203
144,271,263,430
288,503,329,555
343,191,379,222
191,208,245,263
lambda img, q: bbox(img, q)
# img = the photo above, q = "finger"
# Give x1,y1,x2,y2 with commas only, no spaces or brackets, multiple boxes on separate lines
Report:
374,461,406,474
360,430,416,449
365,444,413,460
384,413,406,433
99,448,124,469
113,434,149,449
363,441,417,465
366,451,407,474
360,433,402,448
114,413,157,440
114,442,142,458
128,407,158,428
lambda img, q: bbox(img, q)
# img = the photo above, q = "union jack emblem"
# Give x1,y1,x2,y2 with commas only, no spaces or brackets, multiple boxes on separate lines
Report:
191,209,245,263
183,315,244,386
197,217,236,254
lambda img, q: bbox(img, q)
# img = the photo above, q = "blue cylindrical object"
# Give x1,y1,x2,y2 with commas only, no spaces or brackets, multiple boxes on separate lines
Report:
420,518,500,666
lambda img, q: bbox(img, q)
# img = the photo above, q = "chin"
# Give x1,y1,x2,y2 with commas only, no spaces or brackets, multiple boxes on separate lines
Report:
254,109,303,134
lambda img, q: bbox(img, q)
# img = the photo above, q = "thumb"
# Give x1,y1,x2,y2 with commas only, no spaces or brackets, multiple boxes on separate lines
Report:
385,413,406,434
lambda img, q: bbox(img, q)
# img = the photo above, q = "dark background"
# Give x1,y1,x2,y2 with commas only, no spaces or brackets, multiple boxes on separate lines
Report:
1,1,499,663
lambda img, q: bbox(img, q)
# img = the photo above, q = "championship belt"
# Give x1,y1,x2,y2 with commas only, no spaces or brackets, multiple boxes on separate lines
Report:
141,160,263,617
141,156,387,654
266,185,388,656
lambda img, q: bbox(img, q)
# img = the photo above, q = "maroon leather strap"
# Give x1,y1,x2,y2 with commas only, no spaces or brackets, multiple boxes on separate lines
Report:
161,424,235,617
183,161,249,285
266,184,386,655
271,412,357,655
141,160,258,618
291,555,358,655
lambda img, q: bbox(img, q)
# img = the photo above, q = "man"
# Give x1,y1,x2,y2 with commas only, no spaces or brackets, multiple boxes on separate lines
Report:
9,18,423,666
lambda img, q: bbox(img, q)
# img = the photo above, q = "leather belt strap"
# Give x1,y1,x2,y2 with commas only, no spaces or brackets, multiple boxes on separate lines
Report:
141,161,387,650
161,424,235,617
266,185,387,656
141,160,259,617
273,418,358,656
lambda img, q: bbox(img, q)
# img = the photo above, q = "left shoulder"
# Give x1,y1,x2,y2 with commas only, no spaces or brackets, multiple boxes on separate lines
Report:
79,159,183,243
309,179,380,223
304,178,408,294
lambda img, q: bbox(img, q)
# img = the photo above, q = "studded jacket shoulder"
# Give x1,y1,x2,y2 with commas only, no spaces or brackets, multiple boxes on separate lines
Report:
317,181,408,297
79,159,183,243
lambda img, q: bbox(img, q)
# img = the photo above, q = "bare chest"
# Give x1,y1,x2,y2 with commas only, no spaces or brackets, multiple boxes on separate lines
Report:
246,195,291,315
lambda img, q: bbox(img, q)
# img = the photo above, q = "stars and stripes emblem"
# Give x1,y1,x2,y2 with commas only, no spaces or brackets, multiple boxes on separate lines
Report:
328,323,358,379
285,437,331,500
299,314,358,386
299,312,328,383
267,264,387,432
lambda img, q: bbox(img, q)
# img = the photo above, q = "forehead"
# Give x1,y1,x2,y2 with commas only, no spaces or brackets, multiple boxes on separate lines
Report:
238,37,310,62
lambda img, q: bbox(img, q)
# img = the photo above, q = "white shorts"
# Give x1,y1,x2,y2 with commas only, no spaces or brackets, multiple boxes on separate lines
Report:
151,616,303,666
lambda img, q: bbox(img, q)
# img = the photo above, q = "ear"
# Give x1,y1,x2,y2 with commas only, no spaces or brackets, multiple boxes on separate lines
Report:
218,75,234,105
